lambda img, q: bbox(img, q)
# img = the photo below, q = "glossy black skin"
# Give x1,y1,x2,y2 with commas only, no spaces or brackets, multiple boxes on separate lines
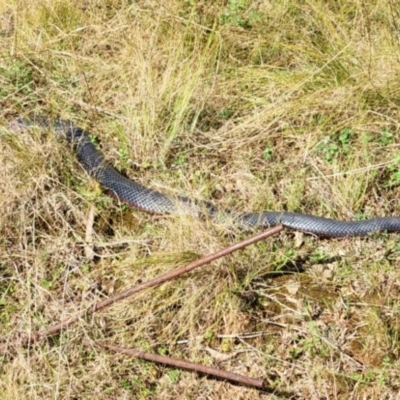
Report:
13,117,400,237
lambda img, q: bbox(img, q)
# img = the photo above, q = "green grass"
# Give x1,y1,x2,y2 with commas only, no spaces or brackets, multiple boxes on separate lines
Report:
1,0,400,398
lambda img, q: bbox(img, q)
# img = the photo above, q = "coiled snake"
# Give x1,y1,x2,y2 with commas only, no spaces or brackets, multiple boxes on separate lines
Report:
10,117,400,237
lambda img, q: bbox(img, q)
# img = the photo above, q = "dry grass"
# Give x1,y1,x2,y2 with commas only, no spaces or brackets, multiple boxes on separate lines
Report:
1,0,400,398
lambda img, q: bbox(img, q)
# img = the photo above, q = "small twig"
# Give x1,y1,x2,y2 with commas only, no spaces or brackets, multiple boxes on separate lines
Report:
1,225,282,352
84,205,95,260
73,98,128,121
177,331,268,344
96,341,266,390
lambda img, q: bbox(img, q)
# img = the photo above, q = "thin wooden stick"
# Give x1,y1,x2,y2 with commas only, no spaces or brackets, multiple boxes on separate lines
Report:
1,225,282,352
96,341,266,389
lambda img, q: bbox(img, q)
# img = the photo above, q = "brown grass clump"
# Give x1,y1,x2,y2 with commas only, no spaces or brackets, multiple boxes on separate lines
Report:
1,0,400,398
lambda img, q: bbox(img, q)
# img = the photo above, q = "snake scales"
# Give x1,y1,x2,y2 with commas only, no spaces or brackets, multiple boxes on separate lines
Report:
10,117,400,237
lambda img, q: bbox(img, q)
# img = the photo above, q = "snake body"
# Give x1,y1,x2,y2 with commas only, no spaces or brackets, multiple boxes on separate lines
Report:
11,117,400,237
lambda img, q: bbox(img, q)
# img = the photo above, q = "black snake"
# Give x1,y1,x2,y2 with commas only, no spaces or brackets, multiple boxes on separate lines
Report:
10,117,400,237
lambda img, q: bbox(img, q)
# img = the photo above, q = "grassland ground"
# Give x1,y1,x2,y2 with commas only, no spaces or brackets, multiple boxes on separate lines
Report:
1,1,400,398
